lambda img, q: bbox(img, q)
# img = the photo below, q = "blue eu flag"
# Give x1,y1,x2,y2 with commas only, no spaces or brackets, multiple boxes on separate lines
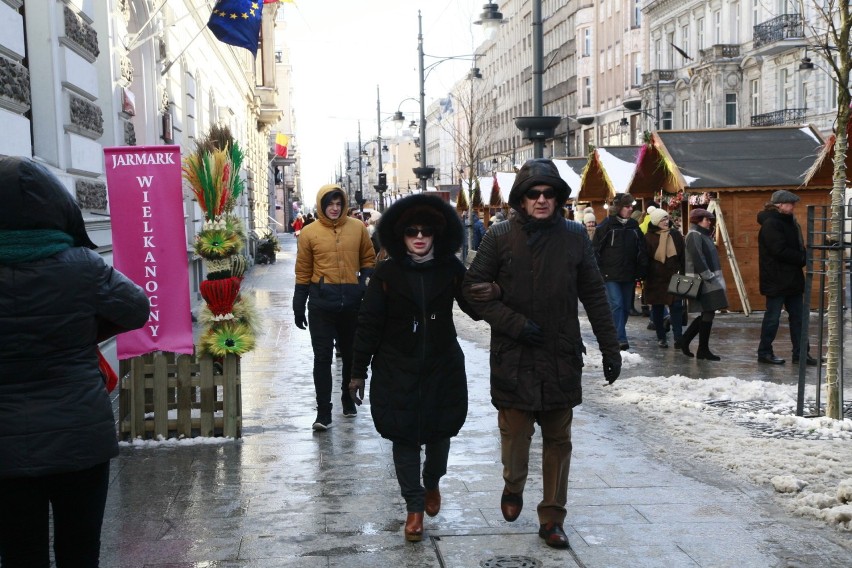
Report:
207,0,263,56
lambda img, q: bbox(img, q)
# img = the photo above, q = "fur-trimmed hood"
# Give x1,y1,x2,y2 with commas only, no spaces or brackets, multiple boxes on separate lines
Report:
378,194,463,260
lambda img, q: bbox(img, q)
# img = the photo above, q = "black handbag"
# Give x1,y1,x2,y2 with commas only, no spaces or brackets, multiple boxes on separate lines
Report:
667,273,702,299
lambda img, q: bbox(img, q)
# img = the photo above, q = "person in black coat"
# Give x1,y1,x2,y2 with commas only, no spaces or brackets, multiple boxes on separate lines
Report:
349,194,490,543
756,190,814,365
0,157,150,566
592,192,648,350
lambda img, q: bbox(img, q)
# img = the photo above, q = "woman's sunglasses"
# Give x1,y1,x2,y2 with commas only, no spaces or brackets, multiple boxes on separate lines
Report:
524,188,556,200
404,226,435,238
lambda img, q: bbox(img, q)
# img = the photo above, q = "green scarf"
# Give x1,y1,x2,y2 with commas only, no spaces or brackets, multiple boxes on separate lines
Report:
0,229,74,264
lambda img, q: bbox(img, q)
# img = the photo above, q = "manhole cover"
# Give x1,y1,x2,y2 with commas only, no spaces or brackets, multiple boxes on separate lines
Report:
480,556,543,568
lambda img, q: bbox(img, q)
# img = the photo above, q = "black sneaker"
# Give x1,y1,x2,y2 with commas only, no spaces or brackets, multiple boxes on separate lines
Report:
342,400,357,417
312,414,332,431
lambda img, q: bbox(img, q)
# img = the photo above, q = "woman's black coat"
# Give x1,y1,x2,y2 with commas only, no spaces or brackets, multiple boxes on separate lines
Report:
351,194,478,445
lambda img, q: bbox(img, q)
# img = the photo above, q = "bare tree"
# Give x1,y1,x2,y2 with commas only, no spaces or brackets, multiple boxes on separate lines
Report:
439,73,494,261
803,0,851,419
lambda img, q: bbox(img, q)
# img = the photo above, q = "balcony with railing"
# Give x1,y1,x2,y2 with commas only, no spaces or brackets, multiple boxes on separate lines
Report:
641,69,675,86
698,45,741,63
752,14,804,54
750,108,806,127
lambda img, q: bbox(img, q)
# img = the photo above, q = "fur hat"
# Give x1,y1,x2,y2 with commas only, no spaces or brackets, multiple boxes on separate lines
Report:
648,207,669,226
770,190,800,204
393,204,447,237
610,193,635,213
689,208,715,224
378,194,462,260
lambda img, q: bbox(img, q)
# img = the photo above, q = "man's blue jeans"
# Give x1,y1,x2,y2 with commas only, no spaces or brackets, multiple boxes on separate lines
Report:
758,294,804,358
604,280,635,344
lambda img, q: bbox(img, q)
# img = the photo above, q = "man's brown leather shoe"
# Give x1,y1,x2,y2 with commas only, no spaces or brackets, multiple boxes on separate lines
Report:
424,488,441,517
538,522,570,549
404,512,423,542
500,488,523,522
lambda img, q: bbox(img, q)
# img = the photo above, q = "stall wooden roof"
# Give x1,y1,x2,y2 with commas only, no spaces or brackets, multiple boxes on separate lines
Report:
642,126,825,192
802,119,852,188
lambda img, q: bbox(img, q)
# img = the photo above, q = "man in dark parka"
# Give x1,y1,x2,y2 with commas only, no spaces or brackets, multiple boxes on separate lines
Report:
462,159,622,550
756,190,814,365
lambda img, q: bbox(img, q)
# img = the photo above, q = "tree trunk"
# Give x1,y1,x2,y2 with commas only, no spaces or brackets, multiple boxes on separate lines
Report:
826,0,851,419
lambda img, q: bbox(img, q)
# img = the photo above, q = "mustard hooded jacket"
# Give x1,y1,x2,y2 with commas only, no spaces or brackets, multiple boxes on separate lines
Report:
293,184,376,313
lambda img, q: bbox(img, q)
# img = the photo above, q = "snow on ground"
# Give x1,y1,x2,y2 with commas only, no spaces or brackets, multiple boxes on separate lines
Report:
584,348,852,531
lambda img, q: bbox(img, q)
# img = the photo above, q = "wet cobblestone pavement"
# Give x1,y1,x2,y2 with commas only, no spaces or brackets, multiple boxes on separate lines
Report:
98,234,852,567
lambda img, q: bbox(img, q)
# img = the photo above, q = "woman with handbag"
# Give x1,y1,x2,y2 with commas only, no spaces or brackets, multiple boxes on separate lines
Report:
0,157,150,566
643,208,685,348
680,208,729,360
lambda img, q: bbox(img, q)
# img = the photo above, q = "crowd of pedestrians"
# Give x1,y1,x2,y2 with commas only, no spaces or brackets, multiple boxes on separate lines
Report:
286,158,815,550
0,152,814,565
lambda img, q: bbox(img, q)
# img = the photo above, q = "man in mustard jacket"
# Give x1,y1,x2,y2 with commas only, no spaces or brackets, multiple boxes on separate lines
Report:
294,184,376,430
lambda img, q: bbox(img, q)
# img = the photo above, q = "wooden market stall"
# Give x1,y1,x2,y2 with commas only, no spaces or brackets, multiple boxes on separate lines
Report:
634,126,829,312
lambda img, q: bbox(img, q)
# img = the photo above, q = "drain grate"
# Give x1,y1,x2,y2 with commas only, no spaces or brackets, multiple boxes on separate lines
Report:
480,556,543,568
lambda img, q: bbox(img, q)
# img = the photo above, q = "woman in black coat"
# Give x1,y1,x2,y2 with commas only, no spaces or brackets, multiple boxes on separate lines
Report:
349,194,485,543
0,157,150,566
643,208,685,348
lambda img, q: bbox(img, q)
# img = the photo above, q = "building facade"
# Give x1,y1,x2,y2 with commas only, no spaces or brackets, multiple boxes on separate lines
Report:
0,0,293,313
415,0,838,178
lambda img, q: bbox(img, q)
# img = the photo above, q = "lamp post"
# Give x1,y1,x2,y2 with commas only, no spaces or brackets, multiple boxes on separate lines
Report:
412,10,434,192
374,85,388,211
482,1,560,159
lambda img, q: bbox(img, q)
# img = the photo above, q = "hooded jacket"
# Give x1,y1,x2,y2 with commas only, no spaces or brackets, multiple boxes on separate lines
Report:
463,160,620,411
757,205,806,297
293,184,376,313
592,213,648,281
352,194,478,444
0,157,150,479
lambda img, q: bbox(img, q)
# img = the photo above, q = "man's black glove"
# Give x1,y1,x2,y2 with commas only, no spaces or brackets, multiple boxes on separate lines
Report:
602,354,621,385
293,284,309,330
517,320,544,345
294,312,308,330
348,379,365,406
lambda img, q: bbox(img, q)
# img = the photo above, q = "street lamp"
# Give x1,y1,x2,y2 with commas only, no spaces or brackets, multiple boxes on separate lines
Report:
486,1,560,158
474,3,505,39
623,71,666,131
410,10,481,191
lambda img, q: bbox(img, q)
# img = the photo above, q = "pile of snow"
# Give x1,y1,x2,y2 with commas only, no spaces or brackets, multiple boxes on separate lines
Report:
584,350,852,531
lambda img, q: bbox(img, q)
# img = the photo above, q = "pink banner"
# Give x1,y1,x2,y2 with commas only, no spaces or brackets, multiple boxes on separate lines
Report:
104,146,194,358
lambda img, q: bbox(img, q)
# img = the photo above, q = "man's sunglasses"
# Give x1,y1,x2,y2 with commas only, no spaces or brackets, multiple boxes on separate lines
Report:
524,188,556,200
404,226,435,238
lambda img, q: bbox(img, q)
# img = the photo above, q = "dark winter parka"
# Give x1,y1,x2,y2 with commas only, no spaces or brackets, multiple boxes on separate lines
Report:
351,194,479,445
757,205,805,297
592,214,648,281
643,224,685,305
0,157,150,479
462,159,621,412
